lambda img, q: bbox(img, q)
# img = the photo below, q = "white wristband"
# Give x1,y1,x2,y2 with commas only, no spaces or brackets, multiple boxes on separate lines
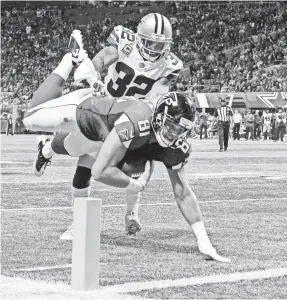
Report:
126,178,144,193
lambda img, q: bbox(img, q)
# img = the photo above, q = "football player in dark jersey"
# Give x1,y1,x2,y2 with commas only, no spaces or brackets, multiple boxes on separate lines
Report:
28,19,183,238
23,51,230,263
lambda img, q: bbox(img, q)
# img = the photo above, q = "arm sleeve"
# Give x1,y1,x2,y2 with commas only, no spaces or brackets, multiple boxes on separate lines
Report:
114,114,135,149
106,25,122,50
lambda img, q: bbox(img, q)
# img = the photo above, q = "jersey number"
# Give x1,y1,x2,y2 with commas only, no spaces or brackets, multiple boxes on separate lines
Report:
138,119,150,137
121,28,135,42
175,139,190,154
107,62,156,97
166,53,179,66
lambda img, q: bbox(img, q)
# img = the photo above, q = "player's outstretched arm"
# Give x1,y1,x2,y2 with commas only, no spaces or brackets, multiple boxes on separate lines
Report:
91,128,152,192
90,46,118,93
92,46,118,77
167,166,231,262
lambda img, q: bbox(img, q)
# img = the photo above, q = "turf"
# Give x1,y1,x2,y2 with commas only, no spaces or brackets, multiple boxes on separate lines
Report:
1,135,287,299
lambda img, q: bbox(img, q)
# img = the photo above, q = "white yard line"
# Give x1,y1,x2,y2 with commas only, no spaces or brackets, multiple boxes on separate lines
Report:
2,268,287,300
11,265,72,271
1,197,286,212
0,275,138,300
1,180,71,184
1,161,30,164
265,176,287,180
0,173,274,185
11,263,106,272
101,267,287,294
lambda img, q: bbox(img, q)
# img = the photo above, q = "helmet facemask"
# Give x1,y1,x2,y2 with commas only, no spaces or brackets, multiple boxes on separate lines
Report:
137,33,171,62
153,106,193,148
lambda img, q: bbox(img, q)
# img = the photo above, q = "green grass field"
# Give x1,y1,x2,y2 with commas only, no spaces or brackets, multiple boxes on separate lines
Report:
1,135,287,299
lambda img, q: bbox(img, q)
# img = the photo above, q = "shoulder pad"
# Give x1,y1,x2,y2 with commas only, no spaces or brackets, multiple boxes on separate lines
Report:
107,26,136,54
106,25,123,49
162,52,183,80
114,101,152,150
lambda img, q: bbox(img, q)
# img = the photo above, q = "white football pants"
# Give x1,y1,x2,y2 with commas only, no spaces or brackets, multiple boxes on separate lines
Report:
23,88,101,156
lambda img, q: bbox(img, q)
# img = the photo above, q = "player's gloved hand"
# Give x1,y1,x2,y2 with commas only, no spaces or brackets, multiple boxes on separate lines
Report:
92,80,105,96
198,239,231,263
126,161,154,193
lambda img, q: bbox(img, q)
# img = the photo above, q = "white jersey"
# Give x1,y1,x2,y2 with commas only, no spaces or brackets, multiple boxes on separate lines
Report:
263,112,272,124
105,25,183,100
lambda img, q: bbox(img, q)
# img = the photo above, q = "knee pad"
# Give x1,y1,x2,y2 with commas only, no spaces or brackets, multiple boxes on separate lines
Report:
72,166,92,189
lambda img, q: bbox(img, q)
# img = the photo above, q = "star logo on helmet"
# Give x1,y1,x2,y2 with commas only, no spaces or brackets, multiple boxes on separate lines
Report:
139,63,145,68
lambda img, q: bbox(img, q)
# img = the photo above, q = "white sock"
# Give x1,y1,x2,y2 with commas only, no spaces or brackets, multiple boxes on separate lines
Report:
72,186,91,199
126,191,141,214
53,53,73,81
191,221,212,245
42,141,55,159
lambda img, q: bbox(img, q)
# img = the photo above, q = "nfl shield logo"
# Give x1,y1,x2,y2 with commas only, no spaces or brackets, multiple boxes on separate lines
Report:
139,63,145,68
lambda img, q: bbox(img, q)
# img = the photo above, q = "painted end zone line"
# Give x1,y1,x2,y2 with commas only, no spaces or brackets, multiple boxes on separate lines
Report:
2,268,286,299
1,197,287,212
102,268,287,294
12,263,106,272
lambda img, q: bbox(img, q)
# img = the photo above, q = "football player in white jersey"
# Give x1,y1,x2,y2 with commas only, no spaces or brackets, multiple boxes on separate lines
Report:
262,109,273,140
32,14,184,239
76,13,183,103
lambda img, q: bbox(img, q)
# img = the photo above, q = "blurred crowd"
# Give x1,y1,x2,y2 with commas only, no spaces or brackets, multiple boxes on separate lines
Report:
167,1,287,93
1,0,287,111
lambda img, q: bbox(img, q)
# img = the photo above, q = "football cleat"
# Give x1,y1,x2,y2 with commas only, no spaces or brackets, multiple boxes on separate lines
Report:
68,30,88,66
198,240,231,263
59,224,73,241
33,136,52,177
125,211,142,236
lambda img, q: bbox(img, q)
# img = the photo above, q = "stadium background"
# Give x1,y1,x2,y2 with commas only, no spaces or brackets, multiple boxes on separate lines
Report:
1,0,287,133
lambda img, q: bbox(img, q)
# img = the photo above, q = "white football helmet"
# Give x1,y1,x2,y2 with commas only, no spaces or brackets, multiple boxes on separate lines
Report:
137,13,172,62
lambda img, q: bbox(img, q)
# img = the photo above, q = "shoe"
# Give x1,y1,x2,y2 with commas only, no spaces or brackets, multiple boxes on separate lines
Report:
33,136,52,177
219,148,223,152
224,146,227,151
59,224,73,240
68,30,88,66
125,211,142,236
74,57,102,88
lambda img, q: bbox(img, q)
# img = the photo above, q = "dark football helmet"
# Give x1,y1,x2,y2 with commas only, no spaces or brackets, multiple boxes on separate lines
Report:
152,92,196,148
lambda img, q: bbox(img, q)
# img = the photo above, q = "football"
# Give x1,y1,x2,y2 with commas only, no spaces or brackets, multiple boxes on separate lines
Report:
120,159,147,178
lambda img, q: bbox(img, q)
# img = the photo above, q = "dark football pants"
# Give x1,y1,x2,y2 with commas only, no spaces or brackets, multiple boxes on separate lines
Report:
217,121,230,149
6,122,13,135
233,123,240,140
254,124,261,139
245,125,254,140
276,124,286,141
199,124,207,139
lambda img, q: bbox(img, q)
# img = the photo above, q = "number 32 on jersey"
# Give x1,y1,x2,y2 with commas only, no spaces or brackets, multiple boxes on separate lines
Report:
107,62,156,98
